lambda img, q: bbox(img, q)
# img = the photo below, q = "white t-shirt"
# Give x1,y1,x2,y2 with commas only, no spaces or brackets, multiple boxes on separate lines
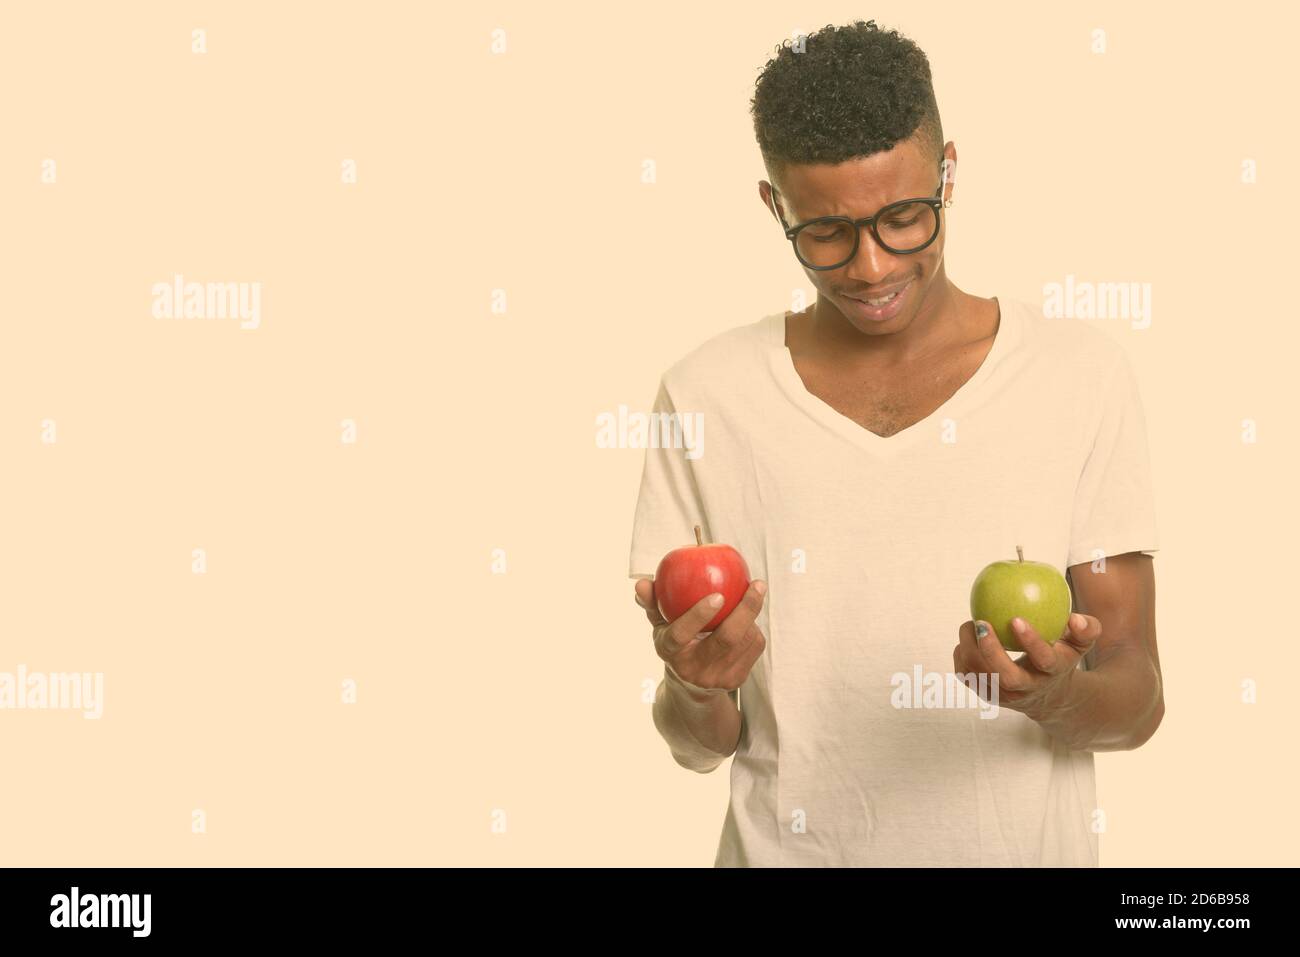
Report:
627,296,1160,867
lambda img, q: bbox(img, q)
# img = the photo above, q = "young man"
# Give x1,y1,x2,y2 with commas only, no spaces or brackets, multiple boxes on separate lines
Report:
628,20,1162,866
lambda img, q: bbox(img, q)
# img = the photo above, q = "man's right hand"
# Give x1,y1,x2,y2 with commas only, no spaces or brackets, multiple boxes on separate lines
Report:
633,578,768,693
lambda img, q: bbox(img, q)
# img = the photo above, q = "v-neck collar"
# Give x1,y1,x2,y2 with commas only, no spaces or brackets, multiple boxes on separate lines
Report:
764,296,1021,456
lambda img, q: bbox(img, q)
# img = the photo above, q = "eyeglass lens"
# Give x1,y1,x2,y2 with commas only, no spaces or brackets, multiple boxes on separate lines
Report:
794,201,938,267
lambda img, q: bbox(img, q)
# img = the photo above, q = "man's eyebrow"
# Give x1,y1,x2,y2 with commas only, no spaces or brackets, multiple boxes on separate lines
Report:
797,189,932,220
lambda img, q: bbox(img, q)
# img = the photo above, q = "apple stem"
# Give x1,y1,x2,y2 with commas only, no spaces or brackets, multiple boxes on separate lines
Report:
694,525,704,546
1016,545,1023,562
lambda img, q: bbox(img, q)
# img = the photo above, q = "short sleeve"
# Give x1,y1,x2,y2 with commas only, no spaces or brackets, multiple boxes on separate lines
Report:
627,378,712,579
1066,350,1160,568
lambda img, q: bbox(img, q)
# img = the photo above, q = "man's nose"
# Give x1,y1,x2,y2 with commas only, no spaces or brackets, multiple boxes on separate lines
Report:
844,227,898,282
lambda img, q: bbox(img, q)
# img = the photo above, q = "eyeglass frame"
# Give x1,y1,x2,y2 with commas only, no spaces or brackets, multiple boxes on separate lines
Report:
771,159,952,270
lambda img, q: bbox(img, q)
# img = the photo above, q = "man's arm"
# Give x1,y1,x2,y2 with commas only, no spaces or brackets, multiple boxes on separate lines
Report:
652,672,741,773
1029,552,1163,751
636,577,764,773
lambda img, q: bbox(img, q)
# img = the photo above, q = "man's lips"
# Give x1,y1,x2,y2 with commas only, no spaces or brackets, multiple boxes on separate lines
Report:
844,279,913,302
847,278,909,300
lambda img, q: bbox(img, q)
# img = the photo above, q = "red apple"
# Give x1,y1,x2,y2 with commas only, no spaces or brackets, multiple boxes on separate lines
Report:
655,525,752,632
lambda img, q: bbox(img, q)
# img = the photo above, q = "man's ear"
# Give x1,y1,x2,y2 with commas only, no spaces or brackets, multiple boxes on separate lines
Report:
758,181,776,219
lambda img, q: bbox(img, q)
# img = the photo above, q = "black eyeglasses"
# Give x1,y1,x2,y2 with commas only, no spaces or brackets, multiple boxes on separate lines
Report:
773,164,947,270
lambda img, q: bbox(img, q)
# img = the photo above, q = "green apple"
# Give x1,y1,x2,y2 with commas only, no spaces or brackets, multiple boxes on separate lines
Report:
969,545,1073,653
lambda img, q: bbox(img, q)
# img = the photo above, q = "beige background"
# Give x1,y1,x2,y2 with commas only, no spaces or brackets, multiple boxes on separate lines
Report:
0,1,1294,866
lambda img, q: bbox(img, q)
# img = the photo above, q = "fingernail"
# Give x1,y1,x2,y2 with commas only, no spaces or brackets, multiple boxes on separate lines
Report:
974,621,988,640
1011,617,1025,634
754,581,767,597
1070,613,1085,632
707,593,724,608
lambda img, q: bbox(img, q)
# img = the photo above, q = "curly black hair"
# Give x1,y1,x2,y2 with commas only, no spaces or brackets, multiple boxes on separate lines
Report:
751,20,943,185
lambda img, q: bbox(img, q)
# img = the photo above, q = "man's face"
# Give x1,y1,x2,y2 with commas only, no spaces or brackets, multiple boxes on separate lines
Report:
763,136,954,337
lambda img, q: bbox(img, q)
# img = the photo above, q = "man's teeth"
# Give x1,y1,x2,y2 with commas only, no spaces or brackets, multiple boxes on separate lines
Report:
864,291,899,305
